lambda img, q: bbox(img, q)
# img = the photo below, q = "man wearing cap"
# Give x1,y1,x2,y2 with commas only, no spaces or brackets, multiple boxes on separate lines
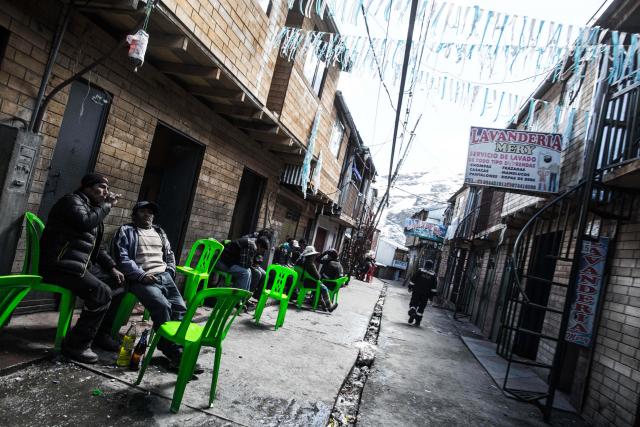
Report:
111,201,194,372
40,173,126,363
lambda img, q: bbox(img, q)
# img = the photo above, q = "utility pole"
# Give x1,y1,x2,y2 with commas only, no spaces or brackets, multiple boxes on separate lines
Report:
372,0,421,230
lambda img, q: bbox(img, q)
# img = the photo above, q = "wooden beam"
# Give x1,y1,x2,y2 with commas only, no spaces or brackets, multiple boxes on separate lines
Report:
269,145,302,154
75,0,139,11
247,130,291,144
153,61,221,79
276,154,305,165
147,34,189,51
211,104,263,120
186,85,245,102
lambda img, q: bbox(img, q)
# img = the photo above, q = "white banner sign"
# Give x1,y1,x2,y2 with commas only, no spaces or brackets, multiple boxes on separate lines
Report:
464,127,562,194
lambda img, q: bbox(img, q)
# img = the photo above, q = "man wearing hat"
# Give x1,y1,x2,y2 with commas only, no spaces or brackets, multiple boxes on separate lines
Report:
39,173,126,363
111,201,193,372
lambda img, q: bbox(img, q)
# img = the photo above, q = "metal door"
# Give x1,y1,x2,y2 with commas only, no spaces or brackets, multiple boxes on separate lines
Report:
38,80,110,220
139,124,204,261
22,81,109,313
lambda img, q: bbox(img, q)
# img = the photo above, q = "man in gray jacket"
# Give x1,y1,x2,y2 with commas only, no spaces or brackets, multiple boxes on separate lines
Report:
112,201,200,372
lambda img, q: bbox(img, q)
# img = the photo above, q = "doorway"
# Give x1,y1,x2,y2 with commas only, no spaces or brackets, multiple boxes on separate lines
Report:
314,227,328,252
513,232,561,359
38,80,110,220
138,124,204,261
24,80,110,313
228,168,266,239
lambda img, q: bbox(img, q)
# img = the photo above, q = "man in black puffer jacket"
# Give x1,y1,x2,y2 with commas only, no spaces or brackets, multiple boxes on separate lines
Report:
40,173,126,363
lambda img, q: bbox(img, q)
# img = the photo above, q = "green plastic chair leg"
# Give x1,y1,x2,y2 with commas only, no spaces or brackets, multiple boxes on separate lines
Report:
254,293,268,325
296,289,305,308
182,275,198,305
170,343,201,413
143,309,150,321
110,292,138,339
312,287,321,310
275,299,288,330
135,332,160,386
209,344,223,406
55,292,76,352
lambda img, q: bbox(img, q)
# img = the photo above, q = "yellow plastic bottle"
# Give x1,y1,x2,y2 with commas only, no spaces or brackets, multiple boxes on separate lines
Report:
116,322,138,367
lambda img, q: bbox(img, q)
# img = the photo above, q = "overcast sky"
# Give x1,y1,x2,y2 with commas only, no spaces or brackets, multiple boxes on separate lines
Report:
336,0,609,192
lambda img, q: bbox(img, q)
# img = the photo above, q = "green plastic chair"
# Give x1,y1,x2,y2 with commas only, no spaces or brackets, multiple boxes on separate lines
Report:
293,266,323,310
323,276,349,304
23,212,76,352
253,265,298,330
135,287,251,413
176,239,224,304
0,275,41,328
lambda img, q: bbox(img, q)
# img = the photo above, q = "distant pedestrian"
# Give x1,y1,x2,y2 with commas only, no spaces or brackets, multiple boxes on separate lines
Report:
363,253,376,283
408,260,437,327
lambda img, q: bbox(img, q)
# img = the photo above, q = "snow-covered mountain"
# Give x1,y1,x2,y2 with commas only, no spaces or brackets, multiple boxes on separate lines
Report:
375,171,464,246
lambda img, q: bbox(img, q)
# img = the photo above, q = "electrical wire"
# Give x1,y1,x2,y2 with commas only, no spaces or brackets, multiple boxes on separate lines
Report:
361,3,396,111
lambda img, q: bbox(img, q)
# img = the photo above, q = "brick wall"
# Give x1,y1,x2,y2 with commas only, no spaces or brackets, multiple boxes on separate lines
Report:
583,209,640,427
162,0,287,105
0,0,295,269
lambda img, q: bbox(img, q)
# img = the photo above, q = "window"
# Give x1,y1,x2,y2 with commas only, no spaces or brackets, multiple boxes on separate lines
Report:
257,0,272,15
303,50,327,97
329,121,344,157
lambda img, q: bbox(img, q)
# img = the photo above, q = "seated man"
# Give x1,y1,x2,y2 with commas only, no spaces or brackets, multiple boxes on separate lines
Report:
319,249,344,280
216,235,270,291
111,201,199,372
40,173,126,363
299,246,338,313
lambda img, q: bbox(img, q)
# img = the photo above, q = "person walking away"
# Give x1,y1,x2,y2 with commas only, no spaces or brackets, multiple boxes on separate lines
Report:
111,201,201,373
217,236,270,291
39,173,126,363
364,254,377,283
300,246,338,312
407,261,438,327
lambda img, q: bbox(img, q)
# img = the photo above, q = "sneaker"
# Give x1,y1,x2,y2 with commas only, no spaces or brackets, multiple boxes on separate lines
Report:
415,317,422,327
93,333,121,352
62,345,99,364
408,315,414,324
328,303,338,313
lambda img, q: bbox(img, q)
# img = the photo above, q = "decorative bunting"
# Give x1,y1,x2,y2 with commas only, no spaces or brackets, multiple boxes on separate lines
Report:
301,109,322,198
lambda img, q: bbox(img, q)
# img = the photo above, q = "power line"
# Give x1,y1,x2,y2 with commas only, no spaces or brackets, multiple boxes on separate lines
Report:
386,0,420,206
361,4,396,112
391,186,450,205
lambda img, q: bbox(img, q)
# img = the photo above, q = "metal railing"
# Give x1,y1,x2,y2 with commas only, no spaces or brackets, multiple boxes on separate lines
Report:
596,77,640,178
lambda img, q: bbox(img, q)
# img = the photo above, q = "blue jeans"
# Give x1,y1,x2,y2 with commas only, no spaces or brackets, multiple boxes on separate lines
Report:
216,261,251,291
129,272,187,355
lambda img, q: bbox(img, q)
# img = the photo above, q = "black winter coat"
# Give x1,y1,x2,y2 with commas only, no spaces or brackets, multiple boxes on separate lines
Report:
39,191,116,276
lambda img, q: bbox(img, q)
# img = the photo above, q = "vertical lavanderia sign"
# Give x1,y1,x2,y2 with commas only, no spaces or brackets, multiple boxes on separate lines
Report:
565,237,609,347
464,127,562,194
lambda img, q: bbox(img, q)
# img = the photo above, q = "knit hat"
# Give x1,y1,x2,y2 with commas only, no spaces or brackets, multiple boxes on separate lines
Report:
81,173,109,189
